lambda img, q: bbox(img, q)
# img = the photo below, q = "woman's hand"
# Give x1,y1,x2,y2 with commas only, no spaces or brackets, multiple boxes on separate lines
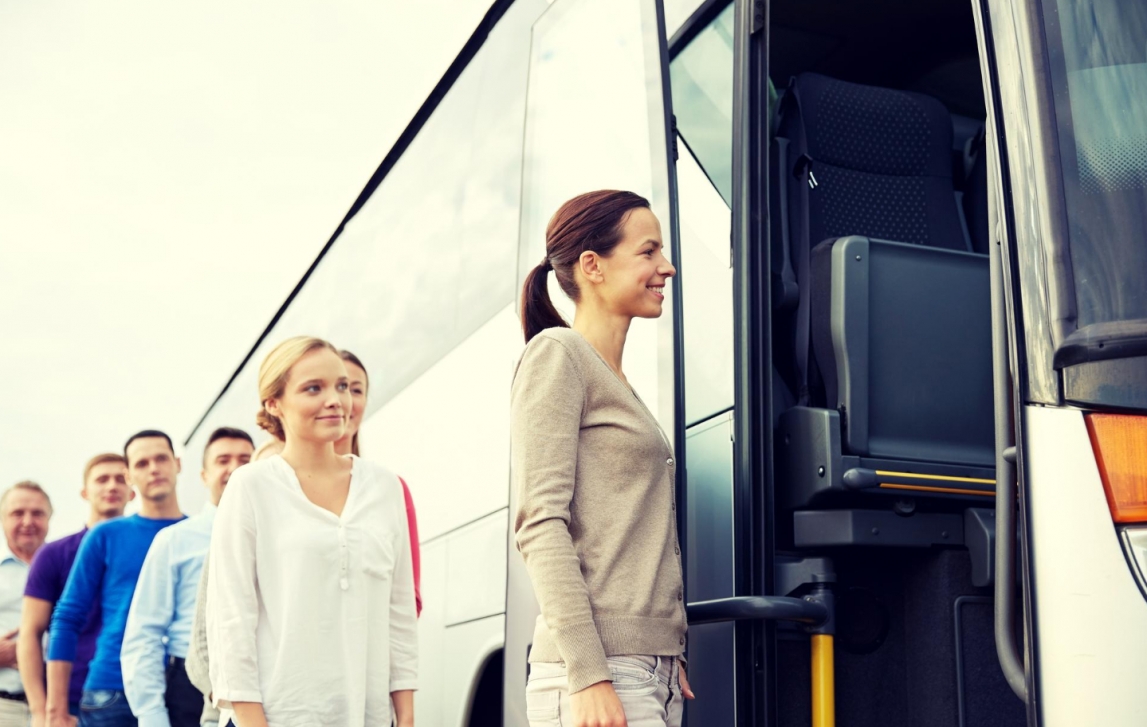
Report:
570,680,627,727
45,711,75,727
680,661,696,699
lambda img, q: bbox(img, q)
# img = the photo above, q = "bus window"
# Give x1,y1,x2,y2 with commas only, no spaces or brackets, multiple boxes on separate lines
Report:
1040,0,1147,329
670,2,735,205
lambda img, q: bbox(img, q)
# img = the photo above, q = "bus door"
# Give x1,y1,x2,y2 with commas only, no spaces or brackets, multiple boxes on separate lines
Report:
503,0,682,723
719,0,1053,722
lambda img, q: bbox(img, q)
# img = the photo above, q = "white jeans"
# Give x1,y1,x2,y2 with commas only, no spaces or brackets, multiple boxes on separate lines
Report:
526,655,684,727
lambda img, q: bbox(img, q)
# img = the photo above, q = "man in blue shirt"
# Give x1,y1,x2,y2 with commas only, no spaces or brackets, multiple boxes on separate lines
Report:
47,431,187,727
121,428,253,727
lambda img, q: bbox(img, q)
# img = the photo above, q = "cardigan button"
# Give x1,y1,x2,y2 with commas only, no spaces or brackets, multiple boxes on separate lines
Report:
667,458,674,466
679,637,686,646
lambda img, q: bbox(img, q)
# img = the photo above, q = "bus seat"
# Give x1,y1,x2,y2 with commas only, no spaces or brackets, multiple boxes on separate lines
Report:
809,236,994,465
773,73,996,516
778,72,969,256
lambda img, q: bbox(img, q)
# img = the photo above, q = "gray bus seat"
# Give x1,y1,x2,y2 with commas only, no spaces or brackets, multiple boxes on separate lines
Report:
772,73,996,522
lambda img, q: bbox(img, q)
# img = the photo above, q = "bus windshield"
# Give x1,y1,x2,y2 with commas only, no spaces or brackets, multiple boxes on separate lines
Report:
1040,0,1147,329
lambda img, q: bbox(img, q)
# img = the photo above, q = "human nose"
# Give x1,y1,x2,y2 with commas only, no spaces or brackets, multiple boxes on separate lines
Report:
660,257,677,278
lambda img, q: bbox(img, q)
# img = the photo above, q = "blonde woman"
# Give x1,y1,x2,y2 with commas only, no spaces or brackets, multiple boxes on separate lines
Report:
513,190,693,727
206,336,417,727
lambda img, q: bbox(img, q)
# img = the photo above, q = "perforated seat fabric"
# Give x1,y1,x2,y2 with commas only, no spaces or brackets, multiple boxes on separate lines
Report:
786,73,969,252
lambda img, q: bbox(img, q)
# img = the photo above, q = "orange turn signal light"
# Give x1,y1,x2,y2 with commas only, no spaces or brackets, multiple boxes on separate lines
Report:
1085,413,1147,523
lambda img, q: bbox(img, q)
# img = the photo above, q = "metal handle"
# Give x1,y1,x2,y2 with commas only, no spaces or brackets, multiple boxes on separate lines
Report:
990,228,1028,701
686,595,829,626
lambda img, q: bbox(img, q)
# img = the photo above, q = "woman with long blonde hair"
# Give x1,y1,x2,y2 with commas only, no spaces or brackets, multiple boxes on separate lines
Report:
205,336,417,727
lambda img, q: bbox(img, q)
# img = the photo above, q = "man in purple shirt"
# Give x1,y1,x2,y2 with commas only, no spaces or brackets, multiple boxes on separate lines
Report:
19,454,133,725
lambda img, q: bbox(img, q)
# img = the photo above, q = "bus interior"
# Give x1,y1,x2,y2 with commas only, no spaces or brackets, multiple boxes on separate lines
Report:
673,0,1026,723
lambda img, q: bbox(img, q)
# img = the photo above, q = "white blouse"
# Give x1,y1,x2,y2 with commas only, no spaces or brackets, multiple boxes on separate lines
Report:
206,455,417,727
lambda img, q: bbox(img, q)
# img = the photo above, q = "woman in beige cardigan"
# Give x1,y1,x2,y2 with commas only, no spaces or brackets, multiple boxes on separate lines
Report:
512,190,694,727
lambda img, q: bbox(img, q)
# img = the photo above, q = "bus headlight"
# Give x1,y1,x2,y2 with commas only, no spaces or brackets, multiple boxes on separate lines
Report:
1121,527,1147,598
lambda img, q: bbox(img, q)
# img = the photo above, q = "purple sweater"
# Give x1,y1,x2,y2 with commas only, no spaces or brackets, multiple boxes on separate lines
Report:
25,529,100,705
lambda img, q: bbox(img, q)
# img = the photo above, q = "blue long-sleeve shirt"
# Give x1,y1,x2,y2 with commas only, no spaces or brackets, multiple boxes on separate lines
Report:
49,514,186,691
121,507,213,727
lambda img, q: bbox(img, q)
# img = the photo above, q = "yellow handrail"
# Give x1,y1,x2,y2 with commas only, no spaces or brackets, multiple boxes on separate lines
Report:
811,633,835,727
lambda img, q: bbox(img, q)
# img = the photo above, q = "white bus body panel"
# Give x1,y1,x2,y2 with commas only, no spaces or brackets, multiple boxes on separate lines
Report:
1026,405,1147,725
359,307,519,726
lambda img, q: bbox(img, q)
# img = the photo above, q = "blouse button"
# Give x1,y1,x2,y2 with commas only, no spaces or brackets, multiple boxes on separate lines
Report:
340,578,349,590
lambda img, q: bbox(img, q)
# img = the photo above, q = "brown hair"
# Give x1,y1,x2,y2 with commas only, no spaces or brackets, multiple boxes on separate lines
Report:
83,453,127,484
1,481,52,516
520,190,651,343
339,350,369,457
257,336,341,441
202,427,254,465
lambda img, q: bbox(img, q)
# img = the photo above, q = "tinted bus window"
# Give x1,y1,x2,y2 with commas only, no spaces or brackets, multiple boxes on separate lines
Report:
670,2,735,205
1041,0,1147,326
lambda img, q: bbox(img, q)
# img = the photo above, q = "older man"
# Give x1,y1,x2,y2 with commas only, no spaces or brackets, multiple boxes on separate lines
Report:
0,481,53,726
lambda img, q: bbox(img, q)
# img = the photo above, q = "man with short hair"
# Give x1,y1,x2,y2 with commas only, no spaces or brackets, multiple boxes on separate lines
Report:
20,454,133,726
47,431,187,727
121,428,253,727
0,481,53,726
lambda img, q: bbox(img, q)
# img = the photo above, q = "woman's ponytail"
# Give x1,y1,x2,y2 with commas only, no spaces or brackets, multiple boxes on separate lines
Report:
520,258,569,343
520,190,651,344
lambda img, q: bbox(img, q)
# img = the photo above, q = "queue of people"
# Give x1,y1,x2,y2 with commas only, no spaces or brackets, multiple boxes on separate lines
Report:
2,340,421,727
4,190,690,727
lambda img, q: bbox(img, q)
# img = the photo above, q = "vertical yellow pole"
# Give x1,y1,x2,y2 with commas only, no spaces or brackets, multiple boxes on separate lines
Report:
811,634,835,727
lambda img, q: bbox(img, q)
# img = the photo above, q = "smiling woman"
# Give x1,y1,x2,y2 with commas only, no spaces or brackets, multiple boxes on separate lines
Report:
205,335,418,727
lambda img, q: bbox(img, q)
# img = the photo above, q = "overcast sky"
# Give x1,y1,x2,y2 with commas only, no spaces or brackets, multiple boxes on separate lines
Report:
0,0,491,537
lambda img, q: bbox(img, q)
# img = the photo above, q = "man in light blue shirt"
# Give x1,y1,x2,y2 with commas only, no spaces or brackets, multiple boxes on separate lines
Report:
0,482,51,726
121,428,253,727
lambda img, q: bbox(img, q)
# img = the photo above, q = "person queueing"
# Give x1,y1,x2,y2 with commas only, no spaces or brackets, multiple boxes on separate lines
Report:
512,190,694,727
184,437,280,727
185,350,428,724
121,428,253,727
20,455,133,724
48,431,187,727
206,337,417,727
335,349,421,616
0,482,54,726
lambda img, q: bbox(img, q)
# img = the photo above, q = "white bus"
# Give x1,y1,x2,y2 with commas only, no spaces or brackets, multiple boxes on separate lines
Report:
185,0,1147,724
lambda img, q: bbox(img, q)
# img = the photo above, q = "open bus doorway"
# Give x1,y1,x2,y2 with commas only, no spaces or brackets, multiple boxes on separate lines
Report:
669,0,1027,724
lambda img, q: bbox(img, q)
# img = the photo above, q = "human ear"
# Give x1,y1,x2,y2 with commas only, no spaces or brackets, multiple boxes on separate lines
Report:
579,250,604,284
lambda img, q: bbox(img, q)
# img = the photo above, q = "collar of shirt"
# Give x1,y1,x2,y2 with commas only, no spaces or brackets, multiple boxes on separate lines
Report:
0,542,28,569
